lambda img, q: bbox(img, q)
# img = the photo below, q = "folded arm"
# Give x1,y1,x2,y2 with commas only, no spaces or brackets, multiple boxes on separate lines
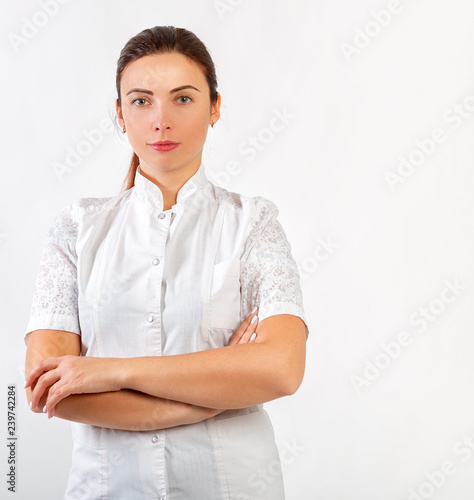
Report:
27,313,307,414
25,330,224,430
118,314,307,409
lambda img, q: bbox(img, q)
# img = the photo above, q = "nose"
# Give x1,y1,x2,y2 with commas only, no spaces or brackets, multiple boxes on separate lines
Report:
152,104,171,130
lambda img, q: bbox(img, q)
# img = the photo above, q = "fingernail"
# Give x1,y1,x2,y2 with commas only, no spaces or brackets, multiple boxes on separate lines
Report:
251,306,258,314
42,405,47,413
29,401,32,411
251,315,258,324
250,333,257,341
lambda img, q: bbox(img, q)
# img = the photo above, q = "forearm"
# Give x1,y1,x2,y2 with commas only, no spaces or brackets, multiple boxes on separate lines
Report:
116,316,306,410
51,390,218,431
24,330,219,431
29,316,306,415
120,343,292,410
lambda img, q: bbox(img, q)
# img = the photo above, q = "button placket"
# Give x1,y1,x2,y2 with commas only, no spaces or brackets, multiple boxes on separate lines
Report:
145,209,172,356
148,212,167,325
142,212,169,500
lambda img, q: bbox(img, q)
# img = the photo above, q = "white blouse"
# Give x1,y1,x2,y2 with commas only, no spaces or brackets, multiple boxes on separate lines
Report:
25,163,308,500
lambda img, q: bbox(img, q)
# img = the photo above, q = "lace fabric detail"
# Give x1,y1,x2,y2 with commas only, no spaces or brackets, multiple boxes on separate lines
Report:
23,172,307,498
24,197,111,341
25,186,308,341
240,197,308,331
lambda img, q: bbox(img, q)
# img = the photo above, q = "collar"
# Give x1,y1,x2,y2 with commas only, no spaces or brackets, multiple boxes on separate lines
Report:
133,163,212,213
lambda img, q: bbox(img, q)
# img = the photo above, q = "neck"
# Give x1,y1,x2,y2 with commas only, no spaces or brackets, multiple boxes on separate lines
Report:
138,161,201,210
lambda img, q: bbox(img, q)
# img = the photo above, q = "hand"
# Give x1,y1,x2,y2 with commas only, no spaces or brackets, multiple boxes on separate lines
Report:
25,355,122,418
175,308,261,423
227,308,259,346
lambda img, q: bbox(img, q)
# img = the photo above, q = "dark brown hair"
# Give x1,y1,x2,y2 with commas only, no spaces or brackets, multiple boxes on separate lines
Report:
116,26,219,190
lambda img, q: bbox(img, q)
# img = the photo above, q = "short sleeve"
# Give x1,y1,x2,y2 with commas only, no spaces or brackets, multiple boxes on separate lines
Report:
24,202,81,345
240,198,309,336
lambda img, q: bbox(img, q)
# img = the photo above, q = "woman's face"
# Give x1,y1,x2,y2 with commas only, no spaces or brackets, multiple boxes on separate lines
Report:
116,52,220,178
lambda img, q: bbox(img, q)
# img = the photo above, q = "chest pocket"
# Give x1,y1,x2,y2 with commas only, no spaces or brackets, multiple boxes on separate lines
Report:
209,258,241,332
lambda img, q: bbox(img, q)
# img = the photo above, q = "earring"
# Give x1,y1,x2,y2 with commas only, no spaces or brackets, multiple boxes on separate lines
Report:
211,120,214,128
122,125,126,133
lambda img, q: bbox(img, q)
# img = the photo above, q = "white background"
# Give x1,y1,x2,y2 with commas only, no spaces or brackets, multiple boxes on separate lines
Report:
1,1,474,499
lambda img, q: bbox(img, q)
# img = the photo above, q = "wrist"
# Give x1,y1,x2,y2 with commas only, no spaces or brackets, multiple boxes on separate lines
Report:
113,358,131,391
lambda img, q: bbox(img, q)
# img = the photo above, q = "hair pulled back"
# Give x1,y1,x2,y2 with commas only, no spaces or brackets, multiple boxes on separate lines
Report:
116,26,219,190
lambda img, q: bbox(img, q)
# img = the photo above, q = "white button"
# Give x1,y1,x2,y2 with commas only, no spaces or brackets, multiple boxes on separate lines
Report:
152,258,160,266
147,315,154,323
151,435,159,444
158,213,166,219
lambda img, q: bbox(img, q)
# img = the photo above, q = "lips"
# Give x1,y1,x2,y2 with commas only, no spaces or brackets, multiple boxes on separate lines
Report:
150,141,179,146
148,141,180,152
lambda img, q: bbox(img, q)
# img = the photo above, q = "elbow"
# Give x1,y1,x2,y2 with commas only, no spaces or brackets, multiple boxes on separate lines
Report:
275,357,306,397
279,372,304,397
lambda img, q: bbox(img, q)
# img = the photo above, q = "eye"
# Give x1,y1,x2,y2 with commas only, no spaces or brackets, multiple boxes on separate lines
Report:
176,95,193,104
132,97,149,106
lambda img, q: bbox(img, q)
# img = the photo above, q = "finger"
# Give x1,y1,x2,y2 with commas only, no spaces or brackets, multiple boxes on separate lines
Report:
227,308,259,346
25,358,57,387
237,315,259,344
30,370,61,411
45,380,71,416
227,313,254,346
25,358,60,388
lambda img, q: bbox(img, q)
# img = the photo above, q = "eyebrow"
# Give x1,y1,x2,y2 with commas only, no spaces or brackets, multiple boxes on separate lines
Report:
126,85,201,96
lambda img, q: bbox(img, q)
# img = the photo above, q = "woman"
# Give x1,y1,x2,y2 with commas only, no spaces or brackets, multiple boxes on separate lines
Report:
24,26,308,499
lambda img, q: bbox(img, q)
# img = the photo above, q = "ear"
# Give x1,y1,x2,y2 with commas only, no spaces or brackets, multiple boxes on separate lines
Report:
116,100,124,128
210,92,221,126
